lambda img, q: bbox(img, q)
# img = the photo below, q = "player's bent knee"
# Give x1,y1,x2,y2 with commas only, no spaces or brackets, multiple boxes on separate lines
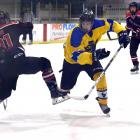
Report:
40,57,52,71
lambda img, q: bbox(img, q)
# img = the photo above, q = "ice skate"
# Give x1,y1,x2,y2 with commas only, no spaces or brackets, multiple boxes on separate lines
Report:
42,68,70,105
130,65,139,74
21,40,26,45
96,97,110,114
28,40,33,45
52,95,70,105
51,89,70,105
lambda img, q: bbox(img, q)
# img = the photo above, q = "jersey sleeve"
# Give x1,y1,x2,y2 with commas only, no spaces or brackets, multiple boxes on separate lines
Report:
107,19,126,33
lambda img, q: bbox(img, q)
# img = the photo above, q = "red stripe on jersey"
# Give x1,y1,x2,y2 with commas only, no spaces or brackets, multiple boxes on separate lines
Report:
126,10,140,18
136,10,140,16
0,21,19,29
126,11,131,19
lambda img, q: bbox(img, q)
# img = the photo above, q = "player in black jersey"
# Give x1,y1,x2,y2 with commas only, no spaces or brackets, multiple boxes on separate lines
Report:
0,11,69,105
126,2,140,73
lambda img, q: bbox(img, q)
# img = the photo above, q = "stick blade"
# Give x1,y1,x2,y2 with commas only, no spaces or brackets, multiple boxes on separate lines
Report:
84,95,89,99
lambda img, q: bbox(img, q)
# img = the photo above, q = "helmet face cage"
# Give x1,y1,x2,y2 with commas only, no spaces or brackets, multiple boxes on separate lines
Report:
79,9,95,24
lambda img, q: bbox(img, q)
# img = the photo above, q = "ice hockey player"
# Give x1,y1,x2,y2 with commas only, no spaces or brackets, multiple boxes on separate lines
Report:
0,11,69,106
60,9,130,114
126,2,140,73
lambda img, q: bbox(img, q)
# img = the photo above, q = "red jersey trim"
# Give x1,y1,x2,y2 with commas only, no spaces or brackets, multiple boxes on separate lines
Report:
0,21,19,29
126,10,140,18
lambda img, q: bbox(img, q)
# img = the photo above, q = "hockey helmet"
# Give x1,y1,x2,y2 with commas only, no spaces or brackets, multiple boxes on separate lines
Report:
129,2,138,15
129,2,138,8
79,9,95,24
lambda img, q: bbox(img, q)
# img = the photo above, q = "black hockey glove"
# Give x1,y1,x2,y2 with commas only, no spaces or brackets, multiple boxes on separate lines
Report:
118,31,130,48
87,41,98,62
85,41,95,52
96,48,110,60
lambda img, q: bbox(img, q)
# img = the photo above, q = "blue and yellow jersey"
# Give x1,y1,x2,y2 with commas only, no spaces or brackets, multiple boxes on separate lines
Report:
64,18,126,65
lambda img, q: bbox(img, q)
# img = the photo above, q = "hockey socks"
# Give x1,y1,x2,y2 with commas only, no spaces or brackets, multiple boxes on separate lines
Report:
42,69,59,98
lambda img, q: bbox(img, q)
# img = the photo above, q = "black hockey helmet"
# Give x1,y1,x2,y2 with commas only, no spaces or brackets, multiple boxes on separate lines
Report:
79,9,95,24
129,2,138,14
129,2,138,8
0,11,10,24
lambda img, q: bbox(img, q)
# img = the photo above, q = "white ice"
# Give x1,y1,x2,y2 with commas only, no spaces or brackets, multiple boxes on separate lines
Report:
0,41,140,140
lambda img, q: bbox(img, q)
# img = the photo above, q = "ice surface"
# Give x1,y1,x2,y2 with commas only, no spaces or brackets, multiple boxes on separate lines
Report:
0,41,140,140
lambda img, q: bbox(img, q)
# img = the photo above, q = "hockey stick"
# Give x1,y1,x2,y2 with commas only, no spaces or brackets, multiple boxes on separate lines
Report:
3,99,7,110
0,99,7,110
107,31,133,41
70,44,124,100
107,32,118,40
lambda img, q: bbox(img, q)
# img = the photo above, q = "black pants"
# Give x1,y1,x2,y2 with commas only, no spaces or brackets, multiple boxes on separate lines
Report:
60,59,103,90
130,37,140,66
22,22,33,41
0,48,51,100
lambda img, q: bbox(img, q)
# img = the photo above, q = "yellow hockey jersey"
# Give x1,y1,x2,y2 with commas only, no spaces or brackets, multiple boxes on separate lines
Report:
64,18,126,65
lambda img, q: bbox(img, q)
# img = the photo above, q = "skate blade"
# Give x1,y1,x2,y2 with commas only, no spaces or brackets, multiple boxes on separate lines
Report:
106,113,110,117
131,71,139,74
52,96,70,105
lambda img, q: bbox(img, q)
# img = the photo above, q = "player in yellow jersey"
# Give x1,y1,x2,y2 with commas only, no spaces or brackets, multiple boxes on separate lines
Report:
60,9,130,114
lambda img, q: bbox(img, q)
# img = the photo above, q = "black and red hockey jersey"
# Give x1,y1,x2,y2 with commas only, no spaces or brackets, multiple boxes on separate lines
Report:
0,21,31,50
126,10,140,37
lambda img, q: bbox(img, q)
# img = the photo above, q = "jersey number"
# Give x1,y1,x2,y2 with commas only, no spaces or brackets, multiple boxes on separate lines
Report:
0,33,13,49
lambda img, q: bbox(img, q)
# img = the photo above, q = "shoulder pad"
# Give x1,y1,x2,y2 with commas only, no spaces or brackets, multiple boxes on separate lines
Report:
93,19,105,29
136,10,140,17
126,11,131,18
71,27,85,47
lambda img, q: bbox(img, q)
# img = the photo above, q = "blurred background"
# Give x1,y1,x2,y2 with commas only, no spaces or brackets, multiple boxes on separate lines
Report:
0,0,140,23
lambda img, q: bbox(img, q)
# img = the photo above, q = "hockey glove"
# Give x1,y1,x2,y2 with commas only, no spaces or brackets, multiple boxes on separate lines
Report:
86,41,97,62
85,41,95,52
118,31,130,48
96,48,110,60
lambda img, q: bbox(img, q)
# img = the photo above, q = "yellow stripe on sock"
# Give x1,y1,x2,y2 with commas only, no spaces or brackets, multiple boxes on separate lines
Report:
98,98,108,105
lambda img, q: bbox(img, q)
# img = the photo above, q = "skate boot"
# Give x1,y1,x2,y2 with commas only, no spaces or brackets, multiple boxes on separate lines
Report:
22,40,26,45
51,89,70,105
96,97,110,114
28,40,33,45
42,68,70,105
130,65,139,74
